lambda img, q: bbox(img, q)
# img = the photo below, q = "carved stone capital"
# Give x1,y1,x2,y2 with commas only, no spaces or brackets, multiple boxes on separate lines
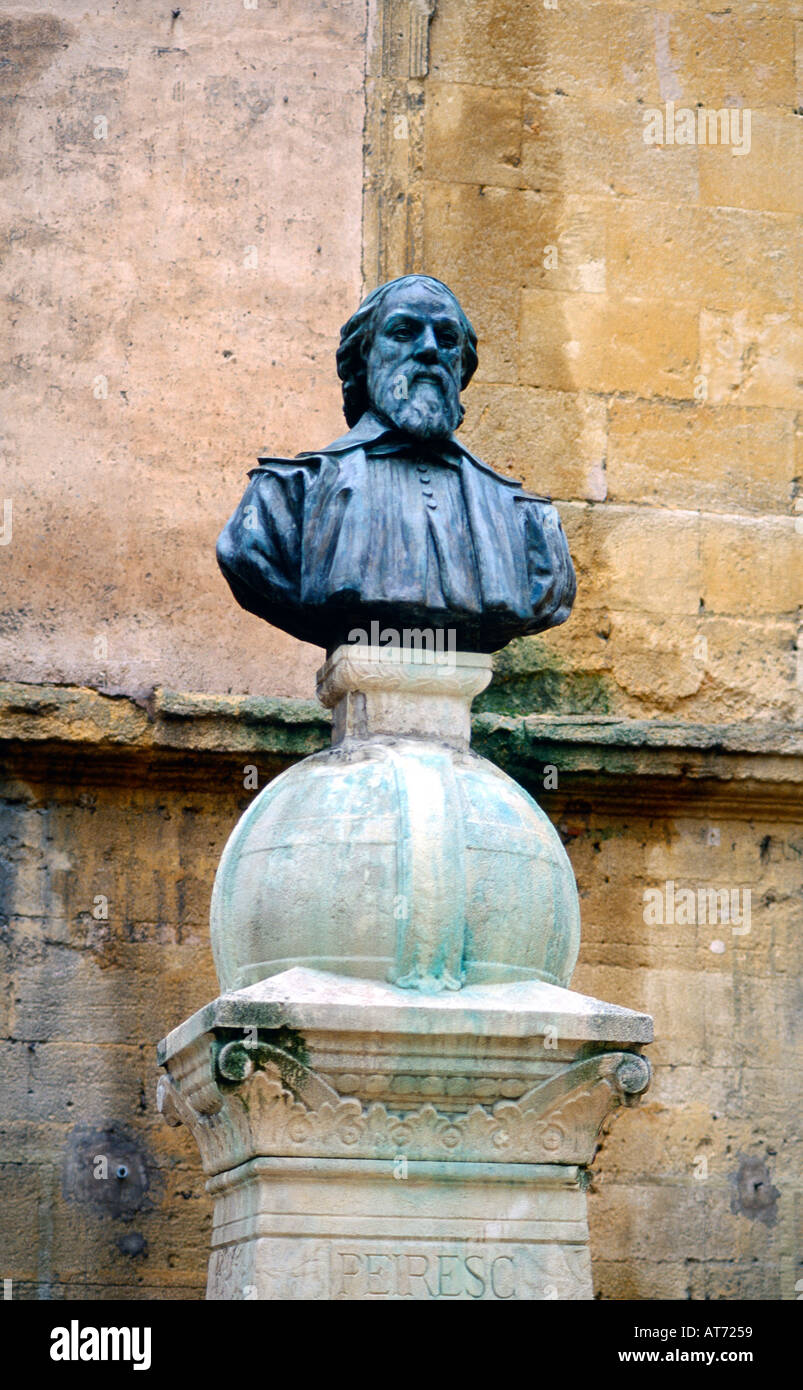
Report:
368,0,438,82
409,0,437,79
159,1032,650,1177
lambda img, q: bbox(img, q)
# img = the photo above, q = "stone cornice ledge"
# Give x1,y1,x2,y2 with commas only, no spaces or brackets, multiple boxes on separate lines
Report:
1,682,801,816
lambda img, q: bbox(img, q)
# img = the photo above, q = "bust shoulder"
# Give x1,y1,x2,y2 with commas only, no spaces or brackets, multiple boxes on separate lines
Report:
248,454,322,480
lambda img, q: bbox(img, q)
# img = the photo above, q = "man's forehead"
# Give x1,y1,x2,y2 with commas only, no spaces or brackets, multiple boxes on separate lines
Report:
377,283,462,326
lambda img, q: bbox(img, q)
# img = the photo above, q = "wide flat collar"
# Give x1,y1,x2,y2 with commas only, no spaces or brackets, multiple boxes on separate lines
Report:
298,411,470,465
289,411,546,497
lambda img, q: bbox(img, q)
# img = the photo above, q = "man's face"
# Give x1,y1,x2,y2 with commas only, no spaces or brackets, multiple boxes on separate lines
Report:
364,283,464,440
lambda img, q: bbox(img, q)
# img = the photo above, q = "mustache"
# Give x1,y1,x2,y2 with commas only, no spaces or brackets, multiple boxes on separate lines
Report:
407,366,455,393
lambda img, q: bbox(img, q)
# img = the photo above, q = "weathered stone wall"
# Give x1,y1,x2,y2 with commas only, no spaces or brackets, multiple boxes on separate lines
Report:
1,690,799,1299
368,0,802,722
1,0,365,698
573,807,800,1300
1,769,222,1298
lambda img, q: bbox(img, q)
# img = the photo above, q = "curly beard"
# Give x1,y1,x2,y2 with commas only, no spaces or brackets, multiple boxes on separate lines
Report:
369,367,462,441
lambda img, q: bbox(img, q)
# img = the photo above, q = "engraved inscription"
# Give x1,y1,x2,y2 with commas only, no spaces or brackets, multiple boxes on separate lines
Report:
326,1244,590,1301
332,1249,517,1299
209,1236,591,1301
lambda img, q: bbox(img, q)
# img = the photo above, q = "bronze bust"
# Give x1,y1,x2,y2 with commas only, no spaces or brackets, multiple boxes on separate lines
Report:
217,275,576,654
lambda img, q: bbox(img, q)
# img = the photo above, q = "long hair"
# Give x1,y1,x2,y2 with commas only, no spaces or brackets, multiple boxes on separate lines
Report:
336,275,479,428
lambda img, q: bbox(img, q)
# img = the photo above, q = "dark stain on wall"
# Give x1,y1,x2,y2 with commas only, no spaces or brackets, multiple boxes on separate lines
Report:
63,1123,158,1221
729,1154,780,1227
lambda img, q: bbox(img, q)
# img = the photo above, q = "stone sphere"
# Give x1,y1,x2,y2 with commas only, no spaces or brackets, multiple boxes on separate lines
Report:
210,739,580,994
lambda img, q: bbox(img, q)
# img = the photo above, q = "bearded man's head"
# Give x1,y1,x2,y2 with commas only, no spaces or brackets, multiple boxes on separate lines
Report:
336,275,478,441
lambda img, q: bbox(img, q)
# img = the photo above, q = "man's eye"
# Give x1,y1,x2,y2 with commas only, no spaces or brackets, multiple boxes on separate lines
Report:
390,326,413,339
438,334,458,348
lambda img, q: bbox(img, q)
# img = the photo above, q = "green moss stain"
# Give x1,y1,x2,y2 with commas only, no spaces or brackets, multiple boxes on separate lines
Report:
214,1026,311,1097
473,637,612,717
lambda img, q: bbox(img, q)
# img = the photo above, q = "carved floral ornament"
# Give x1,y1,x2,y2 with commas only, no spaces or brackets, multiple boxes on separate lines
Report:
157,1036,650,1177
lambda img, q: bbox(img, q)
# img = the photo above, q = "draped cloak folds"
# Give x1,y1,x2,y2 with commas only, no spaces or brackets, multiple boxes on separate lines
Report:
216,411,576,654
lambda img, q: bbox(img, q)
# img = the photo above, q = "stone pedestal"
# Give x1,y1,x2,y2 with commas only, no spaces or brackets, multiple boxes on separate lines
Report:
158,644,653,1298
157,967,652,1300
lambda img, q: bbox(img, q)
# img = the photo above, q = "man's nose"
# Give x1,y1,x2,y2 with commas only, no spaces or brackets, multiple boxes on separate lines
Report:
413,325,439,361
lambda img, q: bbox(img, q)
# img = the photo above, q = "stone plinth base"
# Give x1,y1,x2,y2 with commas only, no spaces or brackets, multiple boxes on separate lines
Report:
206,1159,590,1300
157,967,652,1301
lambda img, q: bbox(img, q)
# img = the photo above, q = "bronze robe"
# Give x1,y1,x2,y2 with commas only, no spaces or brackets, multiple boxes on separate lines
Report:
217,411,576,653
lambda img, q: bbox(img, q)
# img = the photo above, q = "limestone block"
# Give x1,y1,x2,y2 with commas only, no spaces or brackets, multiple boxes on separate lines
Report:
582,509,703,617
699,306,803,409
605,202,794,312
592,1257,691,1302
610,11,795,110
461,384,607,503
519,290,698,398
607,400,796,515
426,182,608,299
699,112,803,215
423,182,535,291
599,613,705,707
521,93,700,206
429,0,642,99
687,1262,783,1302
700,515,801,616
424,83,524,188
589,1182,712,1263
664,614,801,722
0,1163,46,1279
422,183,521,381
